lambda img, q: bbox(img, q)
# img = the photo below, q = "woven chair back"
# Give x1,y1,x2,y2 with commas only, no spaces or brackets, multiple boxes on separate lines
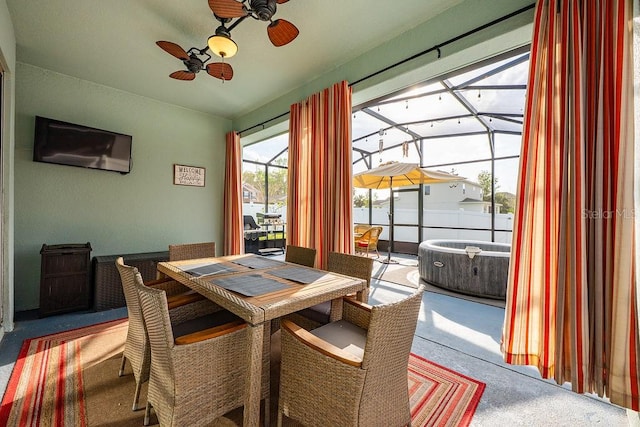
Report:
354,224,371,235
115,257,150,384
135,277,179,426
327,252,373,288
169,242,216,261
367,226,383,246
359,285,425,422
285,245,317,268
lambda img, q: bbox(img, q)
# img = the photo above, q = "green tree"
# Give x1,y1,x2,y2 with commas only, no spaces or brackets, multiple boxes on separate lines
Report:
495,193,515,213
243,157,289,206
353,193,369,208
477,170,499,202
242,169,266,201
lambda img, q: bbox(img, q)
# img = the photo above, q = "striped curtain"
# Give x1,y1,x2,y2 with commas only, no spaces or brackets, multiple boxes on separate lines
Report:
287,81,354,269
223,131,244,255
502,0,638,410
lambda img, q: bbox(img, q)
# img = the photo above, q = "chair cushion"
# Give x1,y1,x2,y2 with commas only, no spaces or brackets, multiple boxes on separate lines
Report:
356,241,369,248
310,320,367,360
172,309,241,340
298,301,331,324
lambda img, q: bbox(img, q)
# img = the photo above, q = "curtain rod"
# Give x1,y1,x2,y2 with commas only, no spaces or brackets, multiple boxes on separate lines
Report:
238,2,536,136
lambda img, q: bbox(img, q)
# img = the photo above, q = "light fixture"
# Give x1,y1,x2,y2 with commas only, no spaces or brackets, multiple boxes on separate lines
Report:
208,26,238,58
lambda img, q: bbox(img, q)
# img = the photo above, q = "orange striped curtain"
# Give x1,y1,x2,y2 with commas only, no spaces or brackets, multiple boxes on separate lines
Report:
287,81,354,269
502,0,638,410
223,131,244,255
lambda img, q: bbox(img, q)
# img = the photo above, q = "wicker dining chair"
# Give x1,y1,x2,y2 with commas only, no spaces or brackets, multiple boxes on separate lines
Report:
285,252,374,330
136,273,270,427
116,257,225,411
354,226,383,258
168,241,216,261
166,241,217,301
278,285,425,427
284,245,317,268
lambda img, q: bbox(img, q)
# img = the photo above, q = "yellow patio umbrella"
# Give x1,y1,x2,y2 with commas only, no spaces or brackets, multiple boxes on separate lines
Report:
353,162,463,263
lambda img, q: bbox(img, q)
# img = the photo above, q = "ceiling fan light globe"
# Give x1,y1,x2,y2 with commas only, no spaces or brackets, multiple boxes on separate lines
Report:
207,34,238,58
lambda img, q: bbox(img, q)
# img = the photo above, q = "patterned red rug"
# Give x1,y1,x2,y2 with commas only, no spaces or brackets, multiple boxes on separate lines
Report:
1,318,484,426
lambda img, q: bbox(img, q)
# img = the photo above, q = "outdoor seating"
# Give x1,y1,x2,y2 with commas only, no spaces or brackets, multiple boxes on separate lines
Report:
135,272,270,426
285,252,374,330
115,257,221,411
277,285,425,427
354,223,371,236
355,226,382,258
284,244,316,268
168,241,216,261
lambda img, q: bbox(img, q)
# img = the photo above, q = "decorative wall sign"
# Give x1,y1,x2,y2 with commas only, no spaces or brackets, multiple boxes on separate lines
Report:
173,164,206,187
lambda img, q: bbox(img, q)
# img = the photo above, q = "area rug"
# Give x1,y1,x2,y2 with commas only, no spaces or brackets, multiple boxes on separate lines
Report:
1,318,485,427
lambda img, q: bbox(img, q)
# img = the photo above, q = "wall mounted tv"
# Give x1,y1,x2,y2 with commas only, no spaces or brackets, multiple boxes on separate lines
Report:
33,116,132,174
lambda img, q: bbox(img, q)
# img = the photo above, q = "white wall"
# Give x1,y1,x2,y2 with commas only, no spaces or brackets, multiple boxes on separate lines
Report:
0,0,16,332
393,181,486,212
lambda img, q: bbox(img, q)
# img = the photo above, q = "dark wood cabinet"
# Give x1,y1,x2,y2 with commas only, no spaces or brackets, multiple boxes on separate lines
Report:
39,243,92,317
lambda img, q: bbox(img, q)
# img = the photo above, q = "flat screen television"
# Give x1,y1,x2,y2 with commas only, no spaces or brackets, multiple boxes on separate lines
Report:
33,116,132,174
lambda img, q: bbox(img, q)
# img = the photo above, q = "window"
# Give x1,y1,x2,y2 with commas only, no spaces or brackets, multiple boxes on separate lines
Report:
242,133,289,224
243,48,528,251
351,49,528,246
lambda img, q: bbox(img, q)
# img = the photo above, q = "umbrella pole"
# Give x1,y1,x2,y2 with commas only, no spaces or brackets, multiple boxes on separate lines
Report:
382,180,398,264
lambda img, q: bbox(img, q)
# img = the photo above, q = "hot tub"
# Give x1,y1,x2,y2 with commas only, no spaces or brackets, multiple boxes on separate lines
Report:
418,240,511,300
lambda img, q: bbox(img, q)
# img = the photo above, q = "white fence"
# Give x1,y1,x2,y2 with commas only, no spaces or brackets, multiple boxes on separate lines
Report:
244,204,288,224
244,204,513,244
353,207,514,244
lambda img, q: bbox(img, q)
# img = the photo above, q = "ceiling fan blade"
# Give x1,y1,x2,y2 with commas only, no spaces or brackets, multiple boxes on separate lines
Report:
208,0,247,18
169,70,196,81
206,62,234,81
267,19,299,47
157,41,190,61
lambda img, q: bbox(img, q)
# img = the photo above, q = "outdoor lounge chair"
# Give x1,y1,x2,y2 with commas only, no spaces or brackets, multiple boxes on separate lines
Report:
278,285,425,427
354,226,382,258
354,223,371,235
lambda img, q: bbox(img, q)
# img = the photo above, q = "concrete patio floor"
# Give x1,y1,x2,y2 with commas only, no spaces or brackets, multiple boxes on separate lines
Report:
0,253,637,426
371,253,636,426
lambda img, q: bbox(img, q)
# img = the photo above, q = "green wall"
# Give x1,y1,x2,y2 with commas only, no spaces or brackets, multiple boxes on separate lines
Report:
14,63,231,311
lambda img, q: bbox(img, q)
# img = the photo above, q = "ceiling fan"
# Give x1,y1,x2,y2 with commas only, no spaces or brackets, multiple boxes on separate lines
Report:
157,0,298,82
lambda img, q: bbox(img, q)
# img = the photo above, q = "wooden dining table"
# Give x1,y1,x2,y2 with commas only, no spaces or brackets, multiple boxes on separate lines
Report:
157,253,367,427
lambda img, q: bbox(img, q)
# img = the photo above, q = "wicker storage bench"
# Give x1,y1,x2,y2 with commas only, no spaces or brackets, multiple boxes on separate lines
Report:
93,251,169,311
